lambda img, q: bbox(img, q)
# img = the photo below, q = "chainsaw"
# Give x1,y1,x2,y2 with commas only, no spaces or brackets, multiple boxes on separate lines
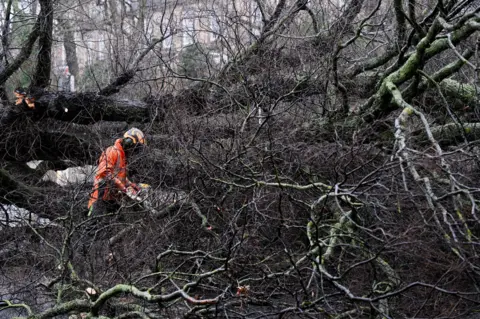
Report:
125,183,160,215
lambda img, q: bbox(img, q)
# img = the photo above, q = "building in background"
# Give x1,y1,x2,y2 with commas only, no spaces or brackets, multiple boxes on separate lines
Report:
43,0,346,90
50,0,272,84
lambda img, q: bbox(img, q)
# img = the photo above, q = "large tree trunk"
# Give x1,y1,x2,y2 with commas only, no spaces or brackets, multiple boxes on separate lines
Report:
0,92,152,125
0,0,13,102
62,22,79,79
32,0,54,89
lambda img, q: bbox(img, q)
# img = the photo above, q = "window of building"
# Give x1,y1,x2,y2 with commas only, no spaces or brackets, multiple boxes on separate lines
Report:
86,50,93,66
19,0,30,10
182,9,195,46
163,26,173,49
98,34,106,60
61,45,66,66
210,51,228,65
252,7,262,36
209,16,220,42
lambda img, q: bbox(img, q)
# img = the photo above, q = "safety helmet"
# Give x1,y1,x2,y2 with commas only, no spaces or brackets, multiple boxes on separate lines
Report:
14,87,26,96
123,128,146,145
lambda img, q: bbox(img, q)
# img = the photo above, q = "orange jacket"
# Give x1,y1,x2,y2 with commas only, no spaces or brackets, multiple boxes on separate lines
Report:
88,139,132,208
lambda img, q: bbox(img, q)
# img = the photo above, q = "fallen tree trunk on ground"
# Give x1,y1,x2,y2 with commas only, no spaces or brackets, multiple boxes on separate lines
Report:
0,92,151,125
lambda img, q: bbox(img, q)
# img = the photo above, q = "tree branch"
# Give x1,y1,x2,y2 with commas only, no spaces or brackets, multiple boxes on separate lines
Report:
0,8,42,85
99,37,165,96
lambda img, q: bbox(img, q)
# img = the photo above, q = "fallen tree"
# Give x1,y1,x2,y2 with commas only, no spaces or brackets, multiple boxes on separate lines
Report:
1,0,480,318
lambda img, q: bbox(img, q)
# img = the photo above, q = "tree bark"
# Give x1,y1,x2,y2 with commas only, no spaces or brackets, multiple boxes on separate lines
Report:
62,22,79,79
0,0,13,102
0,92,151,125
32,0,54,89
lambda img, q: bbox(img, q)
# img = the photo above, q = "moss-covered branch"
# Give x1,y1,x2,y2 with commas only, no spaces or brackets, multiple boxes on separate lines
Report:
0,300,32,317
414,122,480,146
403,49,474,101
438,78,478,105
9,299,90,319
214,178,332,191
91,284,221,316
361,15,480,121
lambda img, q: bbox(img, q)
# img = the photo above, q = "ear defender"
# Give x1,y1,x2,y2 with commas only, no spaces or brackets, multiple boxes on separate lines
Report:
123,137,136,147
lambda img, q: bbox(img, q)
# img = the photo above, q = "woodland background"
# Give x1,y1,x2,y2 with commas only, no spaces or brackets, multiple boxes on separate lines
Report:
1,0,480,318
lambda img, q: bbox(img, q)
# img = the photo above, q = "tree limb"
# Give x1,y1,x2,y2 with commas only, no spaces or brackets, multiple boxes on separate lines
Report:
99,37,166,96
0,7,42,85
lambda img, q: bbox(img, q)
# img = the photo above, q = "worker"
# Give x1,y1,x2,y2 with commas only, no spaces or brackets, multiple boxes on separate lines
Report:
14,87,36,109
87,128,147,216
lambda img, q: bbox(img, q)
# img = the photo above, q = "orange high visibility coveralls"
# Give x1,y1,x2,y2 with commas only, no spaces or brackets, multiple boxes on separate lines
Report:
88,138,132,209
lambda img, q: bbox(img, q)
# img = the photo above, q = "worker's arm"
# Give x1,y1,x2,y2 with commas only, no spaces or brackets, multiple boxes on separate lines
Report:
125,178,140,191
112,177,127,192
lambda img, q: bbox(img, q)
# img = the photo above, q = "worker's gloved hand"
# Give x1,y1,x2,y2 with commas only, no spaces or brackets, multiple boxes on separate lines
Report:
125,186,139,197
129,183,141,192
